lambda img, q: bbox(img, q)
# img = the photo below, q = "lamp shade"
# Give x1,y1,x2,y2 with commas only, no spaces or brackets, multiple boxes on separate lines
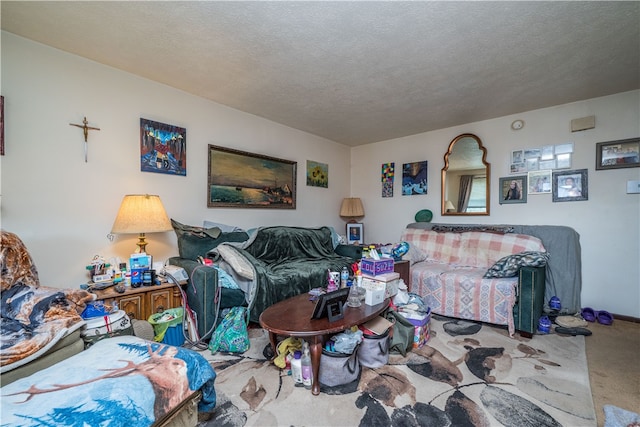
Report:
111,194,172,234
339,197,365,218
445,200,456,212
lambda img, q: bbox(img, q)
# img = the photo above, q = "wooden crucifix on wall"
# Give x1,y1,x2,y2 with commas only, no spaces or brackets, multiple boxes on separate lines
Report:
70,116,100,162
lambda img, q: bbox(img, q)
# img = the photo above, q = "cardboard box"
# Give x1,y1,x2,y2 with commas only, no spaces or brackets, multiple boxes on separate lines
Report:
361,257,394,276
362,281,385,306
361,272,400,298
408,316,430,349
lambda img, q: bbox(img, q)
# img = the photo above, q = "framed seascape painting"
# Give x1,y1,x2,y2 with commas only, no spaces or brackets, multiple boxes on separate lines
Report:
499,175,527,204
208,145,297,209
140,118,186,176
552,169,588,202
595,137,640,170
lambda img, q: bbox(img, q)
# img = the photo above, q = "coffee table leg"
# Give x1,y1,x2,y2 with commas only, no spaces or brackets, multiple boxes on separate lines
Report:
310,336,322,395
267,331,278,360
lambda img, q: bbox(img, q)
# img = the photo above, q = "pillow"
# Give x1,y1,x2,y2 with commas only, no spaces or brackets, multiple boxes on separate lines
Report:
215,244,254,280
202,220,246,233
172,219,249,260
483,251,550,278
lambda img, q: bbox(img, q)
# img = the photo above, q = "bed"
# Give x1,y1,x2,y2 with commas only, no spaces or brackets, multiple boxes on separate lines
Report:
1,335,216,426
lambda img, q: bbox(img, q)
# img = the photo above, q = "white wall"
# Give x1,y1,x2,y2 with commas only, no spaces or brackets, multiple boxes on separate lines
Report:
2,32,639,318
351,90,640,318
1,33,351,287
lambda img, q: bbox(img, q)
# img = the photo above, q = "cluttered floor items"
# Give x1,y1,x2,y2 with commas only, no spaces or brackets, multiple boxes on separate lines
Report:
198,313,596,427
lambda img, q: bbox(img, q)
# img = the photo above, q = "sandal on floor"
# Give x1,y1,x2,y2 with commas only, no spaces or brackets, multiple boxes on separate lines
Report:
555,315,588,328
596,310,614,325
555,326,593,336
581,307,597,322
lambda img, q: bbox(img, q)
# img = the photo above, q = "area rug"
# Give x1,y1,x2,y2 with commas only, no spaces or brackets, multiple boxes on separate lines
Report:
196,316,596,427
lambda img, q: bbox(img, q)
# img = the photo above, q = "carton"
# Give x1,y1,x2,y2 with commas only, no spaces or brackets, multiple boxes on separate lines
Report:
361,272,400,298
361,258,394,276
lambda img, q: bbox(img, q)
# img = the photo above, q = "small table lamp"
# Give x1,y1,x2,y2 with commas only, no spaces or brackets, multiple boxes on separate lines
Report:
111,194,172,253
445,200,456,213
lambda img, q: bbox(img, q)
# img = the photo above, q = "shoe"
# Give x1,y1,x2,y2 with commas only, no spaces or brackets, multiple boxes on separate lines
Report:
555,315,588,328
581,307,597,322
596,310,614,325
555,326,592,336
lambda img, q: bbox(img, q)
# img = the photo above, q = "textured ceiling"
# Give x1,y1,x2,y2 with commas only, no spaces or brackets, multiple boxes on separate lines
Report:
2,1,639,146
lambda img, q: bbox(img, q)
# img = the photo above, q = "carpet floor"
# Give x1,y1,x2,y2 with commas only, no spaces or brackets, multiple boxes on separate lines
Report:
196,316,596,427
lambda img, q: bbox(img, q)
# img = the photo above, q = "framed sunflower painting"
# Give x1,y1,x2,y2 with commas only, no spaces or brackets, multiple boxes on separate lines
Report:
306,160,328,188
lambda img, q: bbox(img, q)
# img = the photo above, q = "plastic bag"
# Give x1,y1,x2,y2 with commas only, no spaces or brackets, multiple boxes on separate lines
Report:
208,306,250,354
148,307,184,342
331,329,363,354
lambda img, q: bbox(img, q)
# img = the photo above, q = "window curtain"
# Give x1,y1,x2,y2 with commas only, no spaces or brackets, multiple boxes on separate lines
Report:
457,175,473,212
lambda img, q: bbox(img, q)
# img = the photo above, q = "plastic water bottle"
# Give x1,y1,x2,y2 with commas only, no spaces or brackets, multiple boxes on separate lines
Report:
301,342,313,389
291,350,303,386
340,266,349,288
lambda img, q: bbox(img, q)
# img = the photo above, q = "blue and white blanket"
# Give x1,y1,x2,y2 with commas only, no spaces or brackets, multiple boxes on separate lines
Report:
1,336,216,426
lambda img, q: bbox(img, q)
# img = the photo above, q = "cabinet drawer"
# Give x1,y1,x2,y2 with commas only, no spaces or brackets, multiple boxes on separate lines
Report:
119,294,143,320
149,288,172,315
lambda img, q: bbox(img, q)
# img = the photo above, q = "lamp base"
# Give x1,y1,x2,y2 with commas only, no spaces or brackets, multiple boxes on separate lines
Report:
136,233,148,254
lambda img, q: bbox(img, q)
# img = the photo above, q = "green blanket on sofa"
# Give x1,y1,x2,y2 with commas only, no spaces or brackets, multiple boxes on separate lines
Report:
212,226,359,323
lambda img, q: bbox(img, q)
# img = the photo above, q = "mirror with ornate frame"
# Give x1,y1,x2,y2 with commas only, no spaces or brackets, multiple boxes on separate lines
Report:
441,133,490,216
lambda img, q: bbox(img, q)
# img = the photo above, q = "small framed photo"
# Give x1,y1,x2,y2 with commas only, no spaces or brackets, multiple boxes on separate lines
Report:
528,170,552,194
499,175,527,204
346,223,364,245
596,137,640,170
552,169,588,202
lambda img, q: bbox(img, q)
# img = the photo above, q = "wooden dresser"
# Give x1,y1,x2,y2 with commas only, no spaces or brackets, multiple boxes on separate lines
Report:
92,282,182,320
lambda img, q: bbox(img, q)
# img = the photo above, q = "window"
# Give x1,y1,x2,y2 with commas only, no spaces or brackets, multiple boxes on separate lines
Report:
466,176,486,212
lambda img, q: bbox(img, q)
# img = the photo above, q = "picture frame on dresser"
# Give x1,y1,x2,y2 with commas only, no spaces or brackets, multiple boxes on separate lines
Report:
595,137,640,170
346,223,364,245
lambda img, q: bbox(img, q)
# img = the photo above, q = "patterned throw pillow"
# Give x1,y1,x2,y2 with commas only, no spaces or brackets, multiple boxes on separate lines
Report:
483,251,550,278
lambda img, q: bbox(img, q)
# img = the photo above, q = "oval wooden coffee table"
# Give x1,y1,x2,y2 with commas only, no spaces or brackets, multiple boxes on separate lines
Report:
259,292,389,395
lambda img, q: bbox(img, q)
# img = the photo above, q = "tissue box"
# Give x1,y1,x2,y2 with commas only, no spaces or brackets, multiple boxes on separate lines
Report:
362,281,385,306
361,272,400,298
361,258,394,276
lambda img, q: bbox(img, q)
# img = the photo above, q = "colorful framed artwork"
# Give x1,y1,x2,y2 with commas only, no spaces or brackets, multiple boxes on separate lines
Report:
140,118,186,176
208,145,296,209
527,170,552,194
499,175,527,204
381,162,395,197
595,137,640,170
552,169,588,202
346,223,364,245
306,160,328,188
402,161,427,195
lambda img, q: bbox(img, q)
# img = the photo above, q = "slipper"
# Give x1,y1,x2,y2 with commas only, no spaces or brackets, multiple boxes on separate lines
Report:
581,307,597,322
596,310,614,325
555,315,588,328
555,326,593,336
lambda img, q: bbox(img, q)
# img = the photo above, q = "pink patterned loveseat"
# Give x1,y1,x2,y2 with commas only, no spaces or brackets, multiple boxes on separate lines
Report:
401,227,548,337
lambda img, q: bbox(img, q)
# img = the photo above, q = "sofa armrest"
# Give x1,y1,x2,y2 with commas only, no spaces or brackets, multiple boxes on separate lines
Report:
513,266,546,338
335,244,362,260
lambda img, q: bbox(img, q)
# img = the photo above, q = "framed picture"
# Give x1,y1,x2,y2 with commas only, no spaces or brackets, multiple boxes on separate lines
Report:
208,145,297,208
528,170,552,194
346,223,364,245
552,169,588,202
140,118,186,176
306,160,328,188
596,137,640,170
499,175,527,204
402,160,428,195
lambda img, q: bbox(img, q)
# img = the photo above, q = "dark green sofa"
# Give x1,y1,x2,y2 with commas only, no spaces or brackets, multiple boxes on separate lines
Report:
168,224,361,338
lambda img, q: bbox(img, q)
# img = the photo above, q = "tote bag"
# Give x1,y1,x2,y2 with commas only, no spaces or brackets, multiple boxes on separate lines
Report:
208,306,250,354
